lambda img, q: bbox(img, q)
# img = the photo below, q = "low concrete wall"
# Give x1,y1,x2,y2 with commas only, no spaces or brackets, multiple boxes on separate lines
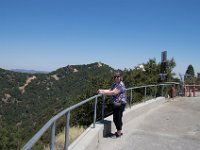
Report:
68,97,165,150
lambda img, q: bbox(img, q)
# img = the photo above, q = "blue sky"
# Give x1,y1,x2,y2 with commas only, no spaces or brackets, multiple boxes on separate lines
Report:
0,0,200,77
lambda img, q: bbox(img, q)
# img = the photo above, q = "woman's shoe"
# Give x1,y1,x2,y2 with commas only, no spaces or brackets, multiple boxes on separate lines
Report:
115,132,123,137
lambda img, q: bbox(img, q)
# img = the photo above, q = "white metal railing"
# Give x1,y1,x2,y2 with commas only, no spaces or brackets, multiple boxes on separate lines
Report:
21,82,180,150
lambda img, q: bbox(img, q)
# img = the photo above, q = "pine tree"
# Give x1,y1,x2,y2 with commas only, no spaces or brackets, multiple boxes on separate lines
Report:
185,64,195,84
186,64,195,77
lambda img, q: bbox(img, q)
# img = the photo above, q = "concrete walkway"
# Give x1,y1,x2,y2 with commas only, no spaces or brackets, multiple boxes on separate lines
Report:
96,97,200,150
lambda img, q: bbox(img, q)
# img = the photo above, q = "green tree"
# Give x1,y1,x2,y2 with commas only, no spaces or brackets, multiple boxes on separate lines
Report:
185,64,195,84
143,58,160,84
165,58,176,81
186,64,195,77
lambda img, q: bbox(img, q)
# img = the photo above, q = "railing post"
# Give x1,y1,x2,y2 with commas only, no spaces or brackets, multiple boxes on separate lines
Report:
161,85,164,96
93,97,97,128
183,83,186,96
50,122,56,150
155,85,157,98
144,87,146,102
64,111,70,150
193,83,196,97
130,89,132,108
101,95,105,121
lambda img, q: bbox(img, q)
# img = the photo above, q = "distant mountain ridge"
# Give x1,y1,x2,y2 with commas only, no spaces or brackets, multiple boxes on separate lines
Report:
11,69,49,74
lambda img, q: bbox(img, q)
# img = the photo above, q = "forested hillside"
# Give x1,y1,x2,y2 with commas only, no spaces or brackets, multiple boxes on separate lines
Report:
0,62,117,149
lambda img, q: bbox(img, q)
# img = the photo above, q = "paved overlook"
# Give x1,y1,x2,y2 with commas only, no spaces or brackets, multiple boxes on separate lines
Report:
96,97,200,150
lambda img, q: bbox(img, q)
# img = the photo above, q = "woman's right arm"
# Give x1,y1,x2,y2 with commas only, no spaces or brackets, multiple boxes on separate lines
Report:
98,88,120,96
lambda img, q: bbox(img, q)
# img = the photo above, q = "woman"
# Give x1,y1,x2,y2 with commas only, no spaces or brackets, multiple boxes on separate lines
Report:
98,72,126,137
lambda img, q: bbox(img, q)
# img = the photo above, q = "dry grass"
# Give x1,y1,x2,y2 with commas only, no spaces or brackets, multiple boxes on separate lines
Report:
44,126,85,150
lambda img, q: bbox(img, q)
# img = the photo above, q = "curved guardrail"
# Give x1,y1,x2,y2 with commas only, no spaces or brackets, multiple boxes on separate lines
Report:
21,82,180,150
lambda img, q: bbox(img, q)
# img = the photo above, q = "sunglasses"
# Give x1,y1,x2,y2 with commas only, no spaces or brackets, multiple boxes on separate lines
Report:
114,76,120,78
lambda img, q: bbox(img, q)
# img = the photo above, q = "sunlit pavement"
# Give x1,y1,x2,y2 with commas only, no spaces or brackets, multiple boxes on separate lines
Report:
96,97,200,150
